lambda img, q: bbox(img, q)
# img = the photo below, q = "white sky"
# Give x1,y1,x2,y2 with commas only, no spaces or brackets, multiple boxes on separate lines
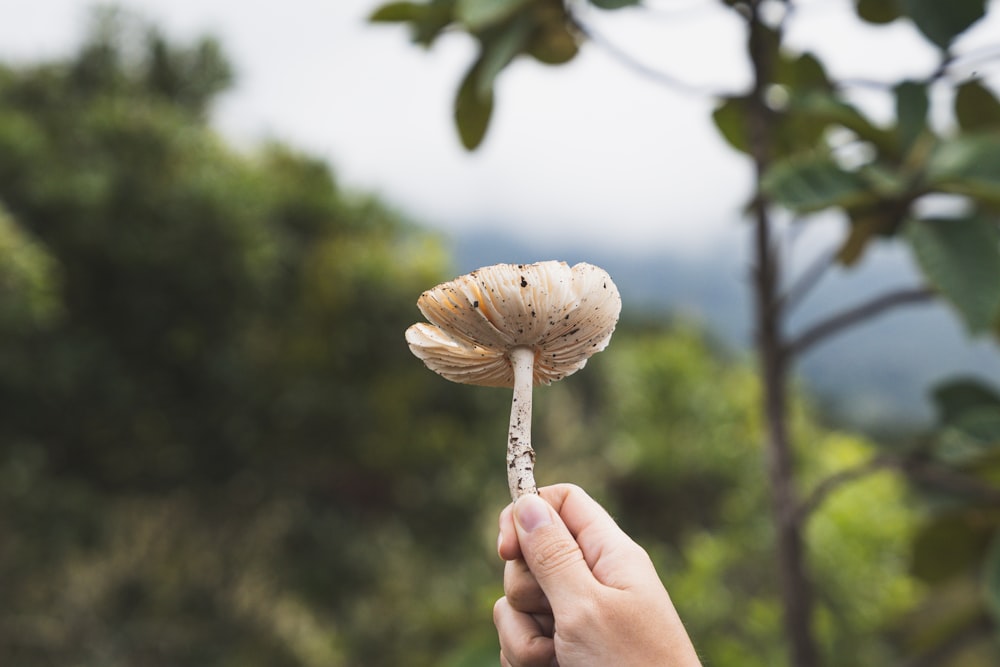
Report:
0,0,997,255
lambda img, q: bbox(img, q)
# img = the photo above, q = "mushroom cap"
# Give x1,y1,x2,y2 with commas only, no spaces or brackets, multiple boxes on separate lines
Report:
405,261,621,387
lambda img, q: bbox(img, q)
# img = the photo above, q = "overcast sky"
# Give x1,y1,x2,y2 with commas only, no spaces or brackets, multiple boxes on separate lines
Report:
1,0,997,256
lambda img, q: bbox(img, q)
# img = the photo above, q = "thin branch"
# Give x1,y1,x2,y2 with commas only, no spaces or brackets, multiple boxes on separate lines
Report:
798,455,1000,524
835,76,895,91
897,614,994,667
784,286,935,359
779,246,838,315
944,43,1000,80
838,48,1000,91
906,463,1000,505
745,2,821,664
796,456,896,522
564,1,736,97
638,0,728,21
953,42,1000,68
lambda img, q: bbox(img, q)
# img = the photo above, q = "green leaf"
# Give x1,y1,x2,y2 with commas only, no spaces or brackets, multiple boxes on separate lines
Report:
454,18,533,146
928,134,1000,204
955,80,1000,132
714,87,893,161
527,25,577,64
369,2,427,22
777,52,831,90
476,17,532,97
913,512,994,584
951,408,1000,446
787,91,896,155
838,197,912,265
456,0,532,29
370,0,457,47
855,0,901,24
895,80,929,154
713,93,834,159
983,528,1000,624
932,379,1000,462
454,61,494,150
901,0,987,49
590,0,641,9
526,4,578,65
906,216,1000,333
763,155,873,212
712,96,752,155
934,379,1000,424
838,214,884,266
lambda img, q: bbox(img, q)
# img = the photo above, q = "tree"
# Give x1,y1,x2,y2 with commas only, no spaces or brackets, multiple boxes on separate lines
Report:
372,0,1000,664
0,10,512,665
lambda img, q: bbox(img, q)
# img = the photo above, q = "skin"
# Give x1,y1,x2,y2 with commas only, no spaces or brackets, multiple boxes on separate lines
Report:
494,484,702,667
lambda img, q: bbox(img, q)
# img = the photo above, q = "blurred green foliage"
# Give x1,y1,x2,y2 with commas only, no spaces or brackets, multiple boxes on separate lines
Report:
0,8,986,667
0,10,509,665
593,329,922,666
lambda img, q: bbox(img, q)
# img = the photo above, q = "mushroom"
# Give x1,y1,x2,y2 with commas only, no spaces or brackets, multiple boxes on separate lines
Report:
405,261,622,500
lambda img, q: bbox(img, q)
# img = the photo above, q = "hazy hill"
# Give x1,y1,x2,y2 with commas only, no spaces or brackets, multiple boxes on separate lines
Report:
452,230,1000,435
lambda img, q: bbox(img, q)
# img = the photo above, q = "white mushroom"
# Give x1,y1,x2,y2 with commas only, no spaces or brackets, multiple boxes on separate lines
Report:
405,261,622,500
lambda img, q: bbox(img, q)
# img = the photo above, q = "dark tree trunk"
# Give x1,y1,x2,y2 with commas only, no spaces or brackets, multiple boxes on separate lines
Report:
745,2,820,665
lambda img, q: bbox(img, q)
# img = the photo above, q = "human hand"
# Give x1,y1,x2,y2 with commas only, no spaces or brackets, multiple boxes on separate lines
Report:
493,484,701,667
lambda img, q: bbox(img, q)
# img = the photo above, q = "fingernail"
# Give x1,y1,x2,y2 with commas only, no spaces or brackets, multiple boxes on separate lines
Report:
497,531,503,557
514,494,551,533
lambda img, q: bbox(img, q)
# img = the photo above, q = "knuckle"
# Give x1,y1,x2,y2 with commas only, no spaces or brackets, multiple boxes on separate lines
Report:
530,533,583,578
504,561,551,614
512,638,556,667
493,596,509,626
505,576,539,609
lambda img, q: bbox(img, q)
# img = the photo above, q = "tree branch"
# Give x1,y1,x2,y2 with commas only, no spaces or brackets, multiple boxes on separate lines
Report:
837,46,1000,91
905,462,1000,505
798,455,1000,524
898,614,994,667
564,1,735,97
744,1,820,664
779,246,839,315
784,286,935,360
946,44,1000,81
796,456,896,523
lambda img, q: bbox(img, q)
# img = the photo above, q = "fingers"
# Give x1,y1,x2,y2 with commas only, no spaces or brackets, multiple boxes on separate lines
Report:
495,485,698,667
498,484,660,609
503,558,555,638
498,503,521,561
504,559,551,614
499,484,636,570
540,484,655,591
493,596,555,667
509,492,595,611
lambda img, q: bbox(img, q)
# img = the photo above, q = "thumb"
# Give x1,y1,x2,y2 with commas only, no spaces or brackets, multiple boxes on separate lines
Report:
513,493,596,611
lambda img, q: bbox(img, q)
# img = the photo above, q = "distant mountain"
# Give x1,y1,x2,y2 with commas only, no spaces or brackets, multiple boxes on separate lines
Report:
452,230,1000,435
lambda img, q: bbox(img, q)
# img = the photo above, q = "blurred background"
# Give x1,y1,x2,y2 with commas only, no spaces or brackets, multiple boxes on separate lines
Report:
1,0,999,665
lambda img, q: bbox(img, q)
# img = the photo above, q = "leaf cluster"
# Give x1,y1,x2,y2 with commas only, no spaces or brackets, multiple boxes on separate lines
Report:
731,2,1000,337
370,0,638,148
884,379,1000,663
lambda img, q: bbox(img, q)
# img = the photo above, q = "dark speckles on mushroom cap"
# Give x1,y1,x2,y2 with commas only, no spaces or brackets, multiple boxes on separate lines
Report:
405,261,622,388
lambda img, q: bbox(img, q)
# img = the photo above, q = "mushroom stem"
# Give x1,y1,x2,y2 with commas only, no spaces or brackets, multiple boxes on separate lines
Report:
507,346,538,500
